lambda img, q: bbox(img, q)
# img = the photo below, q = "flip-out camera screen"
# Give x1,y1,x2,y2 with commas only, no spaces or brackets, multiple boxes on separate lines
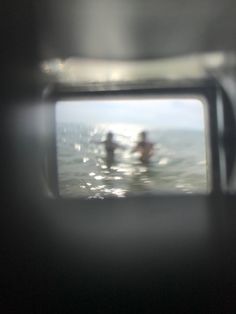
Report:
56,98,208,198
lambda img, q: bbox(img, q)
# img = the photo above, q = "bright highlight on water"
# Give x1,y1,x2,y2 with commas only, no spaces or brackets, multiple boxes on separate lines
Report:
56,98,207,198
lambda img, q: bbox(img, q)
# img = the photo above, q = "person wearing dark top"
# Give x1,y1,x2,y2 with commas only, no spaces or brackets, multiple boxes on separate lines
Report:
103,132,119,162
94,132,122,167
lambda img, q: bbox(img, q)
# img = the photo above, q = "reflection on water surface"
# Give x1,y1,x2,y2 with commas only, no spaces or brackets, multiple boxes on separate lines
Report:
57,123,207,198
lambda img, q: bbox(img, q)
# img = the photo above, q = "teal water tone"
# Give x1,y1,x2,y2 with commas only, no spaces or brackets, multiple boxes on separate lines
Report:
57,123,208,198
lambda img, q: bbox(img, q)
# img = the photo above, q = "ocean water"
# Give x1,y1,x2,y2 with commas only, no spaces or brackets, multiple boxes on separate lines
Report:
56,123,207,198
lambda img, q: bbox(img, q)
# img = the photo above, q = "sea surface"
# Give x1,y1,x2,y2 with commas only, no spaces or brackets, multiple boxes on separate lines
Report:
57,123,207,198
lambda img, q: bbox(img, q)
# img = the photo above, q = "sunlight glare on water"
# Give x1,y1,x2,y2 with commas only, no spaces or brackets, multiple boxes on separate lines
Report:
57,122,207,198
56,98,208,198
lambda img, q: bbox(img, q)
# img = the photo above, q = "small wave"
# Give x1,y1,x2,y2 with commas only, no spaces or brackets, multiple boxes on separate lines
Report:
158,158,169,165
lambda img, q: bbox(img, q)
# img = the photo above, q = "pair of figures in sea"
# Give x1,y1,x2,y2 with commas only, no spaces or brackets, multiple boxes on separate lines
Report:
97,131,154,167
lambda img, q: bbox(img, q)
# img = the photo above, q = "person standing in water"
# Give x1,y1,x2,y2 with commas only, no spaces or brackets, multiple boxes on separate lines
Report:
95,132,122,167
104,132,119,163
132,131,154,163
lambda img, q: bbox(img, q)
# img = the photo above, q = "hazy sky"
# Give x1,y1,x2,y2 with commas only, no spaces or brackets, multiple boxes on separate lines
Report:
56,98,205,130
